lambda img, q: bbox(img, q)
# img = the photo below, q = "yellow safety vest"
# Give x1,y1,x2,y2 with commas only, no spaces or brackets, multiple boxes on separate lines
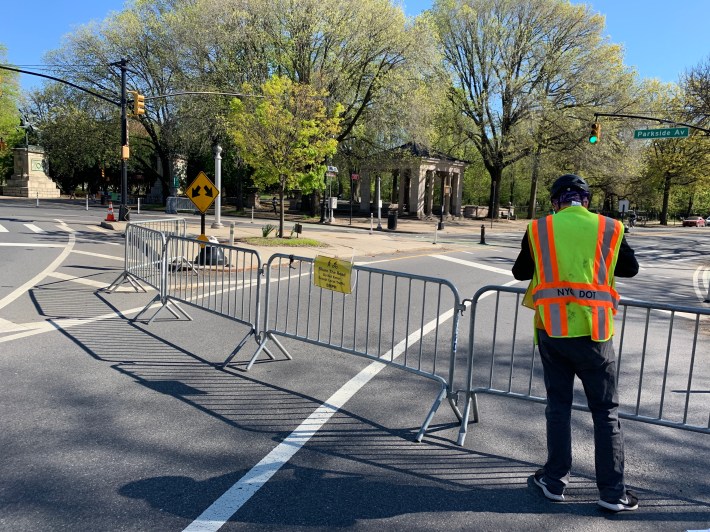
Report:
528,207,623,341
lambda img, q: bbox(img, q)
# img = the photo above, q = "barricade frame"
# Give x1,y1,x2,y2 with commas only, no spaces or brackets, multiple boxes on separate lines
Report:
238,253,467,442
106,217,187,294
458,284,710,446
132,234,264,363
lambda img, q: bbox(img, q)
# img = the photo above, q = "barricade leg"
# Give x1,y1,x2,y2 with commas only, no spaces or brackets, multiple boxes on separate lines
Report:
105,272,147,293
132,296,193,324
241,332,291,371
221,329,257,368
456,392,480,446
415,384,448,442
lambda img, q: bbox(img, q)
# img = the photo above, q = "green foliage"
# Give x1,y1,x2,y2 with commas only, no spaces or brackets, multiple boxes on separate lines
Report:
261,224,276,237
228,75,341,236
245,236,326,247
0,44,22,182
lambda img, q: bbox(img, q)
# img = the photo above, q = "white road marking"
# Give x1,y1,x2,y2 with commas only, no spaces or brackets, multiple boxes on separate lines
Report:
71,250,124,261
45,271,153,291
55,221,76,233
0,317,34,333
0,223,7,232
183,278,521,532
432,254,513,276
0,303,157,344
85,224,112,233
0,243,65,248
0,233,76,311
23,224,44,233
693,266,709,302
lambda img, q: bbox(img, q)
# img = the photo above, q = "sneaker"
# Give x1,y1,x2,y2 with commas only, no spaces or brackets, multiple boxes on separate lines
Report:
533,469,565,502
597,490,639,512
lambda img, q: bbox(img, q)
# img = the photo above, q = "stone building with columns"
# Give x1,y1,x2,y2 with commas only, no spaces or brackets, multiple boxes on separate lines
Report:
357,143,468,219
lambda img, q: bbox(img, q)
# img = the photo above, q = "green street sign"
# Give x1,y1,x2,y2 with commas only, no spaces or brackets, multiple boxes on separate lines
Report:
634,127,689,139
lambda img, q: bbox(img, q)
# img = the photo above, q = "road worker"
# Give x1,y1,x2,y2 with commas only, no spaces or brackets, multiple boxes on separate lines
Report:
512,174,640,512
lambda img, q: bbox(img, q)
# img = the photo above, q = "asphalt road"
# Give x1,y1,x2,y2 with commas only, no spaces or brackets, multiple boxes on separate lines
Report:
1,200,708,531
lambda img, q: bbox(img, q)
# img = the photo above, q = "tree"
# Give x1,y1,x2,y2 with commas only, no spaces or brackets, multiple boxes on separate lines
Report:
228,76,341,237
0,45,22,183
429,0,634,219
683,55,710,125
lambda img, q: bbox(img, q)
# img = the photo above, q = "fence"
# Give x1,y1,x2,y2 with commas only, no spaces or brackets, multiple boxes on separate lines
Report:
145,235,263,360
457,285,710,446
108,224,709,445
165,196,198,214
235,253,467,441
105,218,187,294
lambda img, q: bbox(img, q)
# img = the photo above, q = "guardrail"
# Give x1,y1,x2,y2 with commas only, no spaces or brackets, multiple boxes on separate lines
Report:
457,285,710,445
237,253,467,442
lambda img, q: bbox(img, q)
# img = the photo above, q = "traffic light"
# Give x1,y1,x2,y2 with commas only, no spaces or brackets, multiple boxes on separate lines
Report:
589,122,600,144
129,91,145,117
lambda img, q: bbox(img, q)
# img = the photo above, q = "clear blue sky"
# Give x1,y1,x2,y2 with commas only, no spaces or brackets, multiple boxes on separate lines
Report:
3,0,709,91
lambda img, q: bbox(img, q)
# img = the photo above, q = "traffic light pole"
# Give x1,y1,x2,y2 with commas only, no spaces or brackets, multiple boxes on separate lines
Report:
593,112,710,134
119,59,129,221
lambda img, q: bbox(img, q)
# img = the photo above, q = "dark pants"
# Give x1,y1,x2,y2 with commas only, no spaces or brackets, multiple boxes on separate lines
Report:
537,329,626,501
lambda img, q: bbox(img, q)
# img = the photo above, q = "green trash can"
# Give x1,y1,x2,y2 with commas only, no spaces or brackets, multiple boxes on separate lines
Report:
387,211,398,230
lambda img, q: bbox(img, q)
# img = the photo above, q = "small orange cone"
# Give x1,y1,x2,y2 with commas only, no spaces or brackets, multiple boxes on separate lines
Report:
105,201,116,222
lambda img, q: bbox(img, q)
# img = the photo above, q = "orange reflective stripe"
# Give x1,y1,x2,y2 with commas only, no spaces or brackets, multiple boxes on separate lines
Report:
594,215,606,283
560,303,568,336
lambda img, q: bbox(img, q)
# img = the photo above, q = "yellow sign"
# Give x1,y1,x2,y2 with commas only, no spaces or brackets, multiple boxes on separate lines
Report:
313,255,353,294
187,171,219,213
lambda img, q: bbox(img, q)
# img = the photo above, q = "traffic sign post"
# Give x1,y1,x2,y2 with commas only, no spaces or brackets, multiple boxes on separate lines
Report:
186,171,220,241
633,127,689,139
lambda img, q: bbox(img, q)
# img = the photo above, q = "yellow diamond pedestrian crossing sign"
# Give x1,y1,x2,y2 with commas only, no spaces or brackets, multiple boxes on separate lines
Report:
187,171,219,213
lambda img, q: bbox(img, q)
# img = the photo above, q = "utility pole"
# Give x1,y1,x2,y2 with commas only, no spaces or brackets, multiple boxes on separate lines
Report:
118,58,129,221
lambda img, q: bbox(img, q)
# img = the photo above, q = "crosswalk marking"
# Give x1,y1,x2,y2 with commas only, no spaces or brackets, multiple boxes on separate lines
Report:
24,223,44,233
70,249,124,261
85,224,112,233
432,254,513,276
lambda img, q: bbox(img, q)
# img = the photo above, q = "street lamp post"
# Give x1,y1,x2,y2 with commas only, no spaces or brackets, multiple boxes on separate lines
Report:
438,175,445,230
211,144,223,228
376,175,382,230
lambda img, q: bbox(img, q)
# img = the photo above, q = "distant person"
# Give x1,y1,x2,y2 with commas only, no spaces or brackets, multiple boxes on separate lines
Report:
272,196,278,214
512,174,640,512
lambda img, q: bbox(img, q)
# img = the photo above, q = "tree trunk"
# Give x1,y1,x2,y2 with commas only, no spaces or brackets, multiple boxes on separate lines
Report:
279,178,286,238
660,173,672,225
488,167,503,219
527,146,542,219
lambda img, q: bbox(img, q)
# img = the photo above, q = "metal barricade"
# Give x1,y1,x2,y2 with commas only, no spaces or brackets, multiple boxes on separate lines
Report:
105,224,167,294
132,235,263,361
239,253,466,442
458,285,710,446
129,217,187,237
166,196,197,215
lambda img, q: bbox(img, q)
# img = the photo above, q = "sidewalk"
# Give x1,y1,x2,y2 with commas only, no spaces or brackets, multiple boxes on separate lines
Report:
103,213,530,260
